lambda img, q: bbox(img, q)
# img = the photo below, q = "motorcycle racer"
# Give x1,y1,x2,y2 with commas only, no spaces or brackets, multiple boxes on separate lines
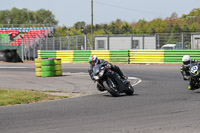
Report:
180,55,198,90
88,55,127,91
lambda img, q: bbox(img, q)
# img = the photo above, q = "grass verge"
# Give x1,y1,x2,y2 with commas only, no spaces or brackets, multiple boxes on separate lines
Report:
0,89,68,106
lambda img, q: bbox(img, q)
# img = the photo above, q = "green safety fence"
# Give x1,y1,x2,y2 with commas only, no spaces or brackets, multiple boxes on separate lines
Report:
164,50,200,63
38,50,56,58
110,50,129,63
73,50,91,63
0,34,10,43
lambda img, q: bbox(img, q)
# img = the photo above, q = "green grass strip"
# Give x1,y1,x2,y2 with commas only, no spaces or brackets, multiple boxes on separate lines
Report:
0,89,67,106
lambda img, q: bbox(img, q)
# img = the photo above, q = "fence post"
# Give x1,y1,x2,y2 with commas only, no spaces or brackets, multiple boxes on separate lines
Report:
20,35,24,61
65,32,70,50
53,36,55,50
182,32,184,49
104,29,109,50
56,32,62,50
25,35,31,60
142,35,145,49
81,29,87,50
37,34,41,50
72,31,78,50
42,33,48,50
152,28,158,49
31,34,36,59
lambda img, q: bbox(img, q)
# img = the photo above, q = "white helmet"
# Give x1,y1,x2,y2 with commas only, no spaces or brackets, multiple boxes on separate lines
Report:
89,55,98,66
182,55,191,65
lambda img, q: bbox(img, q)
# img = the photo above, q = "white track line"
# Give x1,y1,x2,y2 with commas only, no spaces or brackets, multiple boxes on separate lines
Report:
128,77,142,86
0,67,27,68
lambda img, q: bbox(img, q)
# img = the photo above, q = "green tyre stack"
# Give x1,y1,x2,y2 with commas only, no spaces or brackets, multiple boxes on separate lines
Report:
35,58,42,77
54,59,62,76
41,59,55,77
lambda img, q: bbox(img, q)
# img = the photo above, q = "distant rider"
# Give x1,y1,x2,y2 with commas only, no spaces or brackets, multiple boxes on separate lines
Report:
180,55,197,90
88,55,127,91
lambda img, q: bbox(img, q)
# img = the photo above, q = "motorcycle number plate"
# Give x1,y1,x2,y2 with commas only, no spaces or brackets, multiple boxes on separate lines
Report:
191,66,198,73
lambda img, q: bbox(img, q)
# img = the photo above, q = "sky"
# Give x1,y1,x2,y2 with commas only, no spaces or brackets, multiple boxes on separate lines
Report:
1,0,199,27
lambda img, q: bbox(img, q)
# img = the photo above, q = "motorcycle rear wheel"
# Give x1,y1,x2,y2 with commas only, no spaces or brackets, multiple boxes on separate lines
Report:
103,80,120,97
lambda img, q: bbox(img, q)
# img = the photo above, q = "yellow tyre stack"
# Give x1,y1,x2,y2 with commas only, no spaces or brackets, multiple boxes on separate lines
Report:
35,58,42,77
54,59,62,76
41,59,55,77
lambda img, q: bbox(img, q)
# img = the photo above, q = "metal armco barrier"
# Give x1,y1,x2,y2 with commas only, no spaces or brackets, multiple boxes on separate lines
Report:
129,50,164,64
91,50,110,62
38,50,56,58
37,50,200,64
73,50,91,63
110,50,129,63
164,50,200,63
56,51,73,63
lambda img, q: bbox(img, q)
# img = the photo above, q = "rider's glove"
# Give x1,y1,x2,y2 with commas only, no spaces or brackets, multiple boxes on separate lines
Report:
91,76,95,81
106,63,111,69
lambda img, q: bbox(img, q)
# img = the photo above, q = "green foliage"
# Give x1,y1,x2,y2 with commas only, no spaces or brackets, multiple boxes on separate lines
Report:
0,7,58,25
73,21,86,30
181,8,200,20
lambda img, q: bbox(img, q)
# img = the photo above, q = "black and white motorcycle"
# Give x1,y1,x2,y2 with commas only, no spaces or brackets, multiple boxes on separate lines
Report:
188,62,200,90
92,63,134,97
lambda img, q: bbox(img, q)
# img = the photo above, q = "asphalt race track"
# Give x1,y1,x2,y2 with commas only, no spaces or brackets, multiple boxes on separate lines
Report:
1,63,200,133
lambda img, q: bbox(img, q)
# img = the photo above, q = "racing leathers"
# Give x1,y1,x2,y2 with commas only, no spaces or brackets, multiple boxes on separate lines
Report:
180,59,195,80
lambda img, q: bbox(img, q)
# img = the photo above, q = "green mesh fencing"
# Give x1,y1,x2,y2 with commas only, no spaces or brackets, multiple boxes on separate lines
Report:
0,34,10,43
110,50,129,63
73,50,91,63
164,50,200,63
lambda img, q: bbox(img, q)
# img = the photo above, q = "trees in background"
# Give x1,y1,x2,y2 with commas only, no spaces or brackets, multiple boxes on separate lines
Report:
0,7,200,44
62,8,200,37
0,7,58,25
0,7,199,35
0,7,199,48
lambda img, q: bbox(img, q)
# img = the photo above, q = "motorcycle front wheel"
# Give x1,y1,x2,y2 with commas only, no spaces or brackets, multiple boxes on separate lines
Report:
103,80,120,97
125,83,134,95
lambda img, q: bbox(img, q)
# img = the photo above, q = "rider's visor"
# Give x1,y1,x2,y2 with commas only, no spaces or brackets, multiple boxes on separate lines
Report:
90,61,96,66
183,61,190,65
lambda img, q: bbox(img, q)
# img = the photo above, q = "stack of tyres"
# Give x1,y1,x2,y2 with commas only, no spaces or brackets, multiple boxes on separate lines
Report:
35,58,42,77
41,59,55,77
54,59,62,76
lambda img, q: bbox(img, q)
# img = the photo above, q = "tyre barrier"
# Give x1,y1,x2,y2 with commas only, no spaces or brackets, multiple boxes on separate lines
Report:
35,58,62,77
54,59,62,76
35,58,42,77
41,59,55,77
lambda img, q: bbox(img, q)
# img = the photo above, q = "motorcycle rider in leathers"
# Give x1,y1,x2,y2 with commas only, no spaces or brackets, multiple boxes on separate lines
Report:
180,55,198,90
88,55,128,91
